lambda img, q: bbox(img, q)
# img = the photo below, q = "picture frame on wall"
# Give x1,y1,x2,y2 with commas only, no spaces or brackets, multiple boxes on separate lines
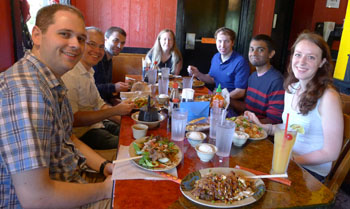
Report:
326,0,340,8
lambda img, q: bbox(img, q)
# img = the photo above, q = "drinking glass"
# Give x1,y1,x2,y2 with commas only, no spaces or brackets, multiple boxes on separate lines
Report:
215,120,236,157
182,77,193,89
271,124,297,174
171,108,188,141
209,108,222,139
161,67,170,78
147,69,157,85
158,77,169,95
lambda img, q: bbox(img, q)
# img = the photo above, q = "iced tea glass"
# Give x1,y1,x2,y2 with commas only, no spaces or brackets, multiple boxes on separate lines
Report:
271,124,297,174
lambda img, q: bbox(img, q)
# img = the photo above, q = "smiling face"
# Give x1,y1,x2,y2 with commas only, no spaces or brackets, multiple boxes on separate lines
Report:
32,10,86,77
31,10,86,78
105,31,126,56
249,40,274,67
159,32,174,53
216,32,234,56
292,40,326,83
81,30,105,68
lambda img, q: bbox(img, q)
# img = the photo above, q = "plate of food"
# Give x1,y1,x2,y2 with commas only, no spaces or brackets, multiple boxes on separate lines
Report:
194,94,213,102
180,167,265,208
129,136,183,171
227,116,267,140
186,123,210,132
192,80,205,88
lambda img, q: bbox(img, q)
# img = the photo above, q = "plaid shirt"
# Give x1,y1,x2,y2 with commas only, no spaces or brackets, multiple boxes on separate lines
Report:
0,52,87,208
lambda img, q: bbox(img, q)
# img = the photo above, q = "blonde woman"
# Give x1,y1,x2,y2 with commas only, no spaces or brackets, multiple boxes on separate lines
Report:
146,29,183,75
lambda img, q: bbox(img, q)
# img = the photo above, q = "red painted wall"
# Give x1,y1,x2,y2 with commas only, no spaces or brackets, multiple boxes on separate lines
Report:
0,0,14,72
312,0,348,28
72,0,177,48
288,0,316,48
289,0,348,49
253,0,275,36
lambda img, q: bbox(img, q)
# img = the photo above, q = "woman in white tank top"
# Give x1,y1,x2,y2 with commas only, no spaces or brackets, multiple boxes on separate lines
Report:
244,32,343,180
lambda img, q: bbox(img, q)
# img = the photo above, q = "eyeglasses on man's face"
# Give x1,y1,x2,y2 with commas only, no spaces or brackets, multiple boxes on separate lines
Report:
86,41,104,49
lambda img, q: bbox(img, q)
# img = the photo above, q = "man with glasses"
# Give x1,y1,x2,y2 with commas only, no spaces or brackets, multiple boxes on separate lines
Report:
93,26,129,105
62,27,134,151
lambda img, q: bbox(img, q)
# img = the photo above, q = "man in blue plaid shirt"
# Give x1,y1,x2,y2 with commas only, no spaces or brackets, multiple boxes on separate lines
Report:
1,4,114,209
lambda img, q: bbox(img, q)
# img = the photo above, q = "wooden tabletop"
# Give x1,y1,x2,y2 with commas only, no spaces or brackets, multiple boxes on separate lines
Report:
113,79,334,208
112,116,334,209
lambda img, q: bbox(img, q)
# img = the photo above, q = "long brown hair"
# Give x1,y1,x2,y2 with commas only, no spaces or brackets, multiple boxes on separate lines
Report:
284,32,334,115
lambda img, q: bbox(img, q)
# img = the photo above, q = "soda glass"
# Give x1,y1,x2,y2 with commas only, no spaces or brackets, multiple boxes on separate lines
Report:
171,108,188,141
158,77,169,95
271,124,297,174
215,120,236,157
160,67,170,78
182,77,193,89
147,68,157,85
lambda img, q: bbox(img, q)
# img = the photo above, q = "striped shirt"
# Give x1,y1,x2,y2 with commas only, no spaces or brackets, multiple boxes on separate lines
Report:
0,52,87,208
245,67,284,123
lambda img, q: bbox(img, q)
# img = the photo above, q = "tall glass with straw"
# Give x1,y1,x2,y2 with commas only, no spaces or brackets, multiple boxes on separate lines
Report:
271,113,297,174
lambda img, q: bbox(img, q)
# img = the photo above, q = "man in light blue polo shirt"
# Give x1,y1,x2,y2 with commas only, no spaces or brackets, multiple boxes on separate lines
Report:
188,27,250,102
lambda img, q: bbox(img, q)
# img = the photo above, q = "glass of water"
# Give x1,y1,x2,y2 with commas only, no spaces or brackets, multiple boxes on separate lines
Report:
171,108,188,141
209,108,222,140
215,120,236,157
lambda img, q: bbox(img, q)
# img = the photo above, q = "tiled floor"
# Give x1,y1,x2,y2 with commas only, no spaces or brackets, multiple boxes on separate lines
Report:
333,188,350,209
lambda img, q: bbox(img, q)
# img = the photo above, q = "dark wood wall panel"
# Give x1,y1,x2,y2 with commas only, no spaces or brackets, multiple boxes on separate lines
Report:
0,0,14,72
73,0,177,48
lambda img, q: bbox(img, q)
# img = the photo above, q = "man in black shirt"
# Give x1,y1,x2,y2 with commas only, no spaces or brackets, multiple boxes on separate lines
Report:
93,26,129,104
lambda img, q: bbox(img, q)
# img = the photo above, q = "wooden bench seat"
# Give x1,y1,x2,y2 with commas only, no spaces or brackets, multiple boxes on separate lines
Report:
112,53,146,83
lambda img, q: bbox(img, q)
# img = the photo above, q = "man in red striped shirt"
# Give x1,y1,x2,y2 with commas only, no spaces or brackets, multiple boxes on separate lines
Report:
244,34,284,124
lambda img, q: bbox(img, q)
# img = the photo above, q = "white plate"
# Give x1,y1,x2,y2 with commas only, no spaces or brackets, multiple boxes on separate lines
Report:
180,167,265,208
128,137,183,172
249,129,268,141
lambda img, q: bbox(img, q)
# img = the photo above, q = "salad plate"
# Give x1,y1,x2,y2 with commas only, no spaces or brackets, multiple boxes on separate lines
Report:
129,136,183,171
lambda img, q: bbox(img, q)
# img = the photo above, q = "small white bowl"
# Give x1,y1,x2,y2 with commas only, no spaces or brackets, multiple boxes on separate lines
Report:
186,131,206,147
195,143,217,162
232,131,249,147
156,94,169,105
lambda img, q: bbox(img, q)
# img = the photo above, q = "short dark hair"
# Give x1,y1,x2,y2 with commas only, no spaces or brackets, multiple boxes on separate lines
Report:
35,4,84,34
105,27,127,38
251,34,275,52
214,27,236,42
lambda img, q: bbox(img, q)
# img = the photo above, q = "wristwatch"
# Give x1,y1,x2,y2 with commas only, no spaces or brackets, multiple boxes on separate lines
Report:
99,160,112,175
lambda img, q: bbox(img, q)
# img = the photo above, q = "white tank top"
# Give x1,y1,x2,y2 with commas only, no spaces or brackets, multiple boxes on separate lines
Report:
282,83,331,177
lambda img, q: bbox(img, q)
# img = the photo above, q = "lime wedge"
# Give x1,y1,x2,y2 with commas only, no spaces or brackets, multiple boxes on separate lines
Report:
290,124,305,134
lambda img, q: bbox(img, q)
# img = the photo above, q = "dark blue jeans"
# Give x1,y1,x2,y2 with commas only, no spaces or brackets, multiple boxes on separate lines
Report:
80,120,120,150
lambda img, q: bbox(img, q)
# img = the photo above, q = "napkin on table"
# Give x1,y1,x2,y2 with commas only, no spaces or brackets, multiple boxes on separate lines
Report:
112,145,178,181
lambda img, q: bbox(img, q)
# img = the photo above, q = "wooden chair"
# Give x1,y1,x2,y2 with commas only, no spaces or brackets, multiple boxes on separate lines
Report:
324,113,350,194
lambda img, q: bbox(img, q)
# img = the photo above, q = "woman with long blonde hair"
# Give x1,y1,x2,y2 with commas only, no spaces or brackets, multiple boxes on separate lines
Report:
146,29,183,75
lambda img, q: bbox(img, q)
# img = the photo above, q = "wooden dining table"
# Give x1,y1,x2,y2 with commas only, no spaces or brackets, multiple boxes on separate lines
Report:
112,75,335,209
